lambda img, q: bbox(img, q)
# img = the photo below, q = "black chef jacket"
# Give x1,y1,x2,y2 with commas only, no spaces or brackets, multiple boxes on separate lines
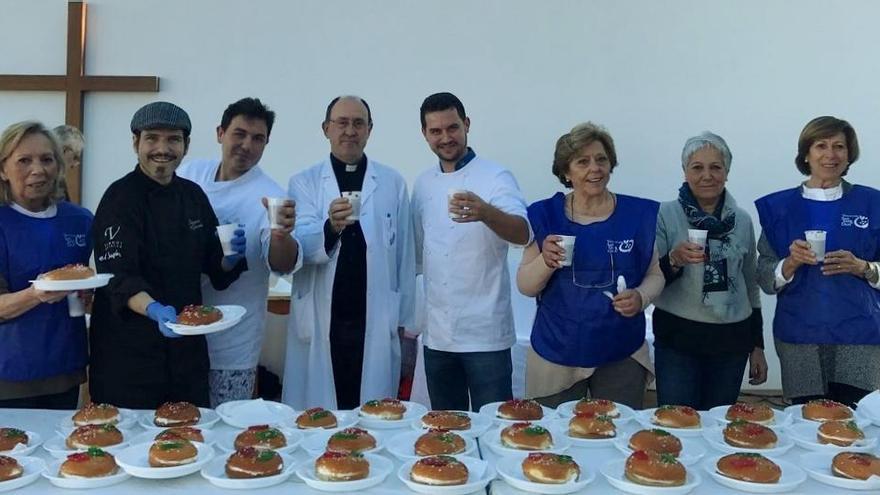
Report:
89,165,247,408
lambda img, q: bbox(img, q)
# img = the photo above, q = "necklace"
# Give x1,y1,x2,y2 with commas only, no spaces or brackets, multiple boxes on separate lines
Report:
567,191,614,221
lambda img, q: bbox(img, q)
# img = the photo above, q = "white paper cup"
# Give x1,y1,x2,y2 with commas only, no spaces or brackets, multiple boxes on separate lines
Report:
555,235,576,267
266,197,287,229
216,223,237,256
805,230,827,261
448,188,468,219
67,292,85,317
687,229,708,247
342,191,361,221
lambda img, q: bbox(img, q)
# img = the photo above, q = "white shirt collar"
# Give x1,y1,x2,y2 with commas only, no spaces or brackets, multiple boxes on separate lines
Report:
11,202,57,218
802,182,843,201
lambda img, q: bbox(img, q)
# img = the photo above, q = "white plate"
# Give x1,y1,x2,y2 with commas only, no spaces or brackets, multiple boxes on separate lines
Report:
479,401,557,425
398,455,494,495
636,409,705,437
787,421,877,452
601,458,701,495
496,454,595,494
165,305,246,336
707,405,792,428
137,407,220,430
783,404,867,424
480,425,572,459
43,430,132,459
296,452,392,492
32,273,113,291
799,451,880,490
301,427,384,456
42,457,131,489
115,441,214,479
354,401,428,429
57,407,138,430
386,430,477,461
0,431,41,456
556,400,636,424
702,455,806,493
547,418,634,448
200,451,295,489
216,399,297,428
0,456,44,493
613,436,706,467
701,426,795,456
130,428,217,447
410,410,494,437
215,427,302,455
291,410,359,433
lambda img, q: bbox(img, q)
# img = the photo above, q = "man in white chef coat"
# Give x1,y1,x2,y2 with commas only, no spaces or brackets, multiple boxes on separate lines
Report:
177,97,300,407
411,92,531,411
282,95,415,410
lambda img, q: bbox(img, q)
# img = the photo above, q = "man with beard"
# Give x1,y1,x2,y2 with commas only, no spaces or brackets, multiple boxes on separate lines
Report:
89,102,248,408
178,97,300,406
411,92,531,411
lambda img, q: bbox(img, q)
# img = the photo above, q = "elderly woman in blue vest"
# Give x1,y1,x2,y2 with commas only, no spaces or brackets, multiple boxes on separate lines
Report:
755,116,880,407
653,132,767,410
0,121,93,409
517,122,664,408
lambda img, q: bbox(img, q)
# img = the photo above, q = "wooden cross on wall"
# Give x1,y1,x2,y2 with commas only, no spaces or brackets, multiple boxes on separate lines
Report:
0,1,159,205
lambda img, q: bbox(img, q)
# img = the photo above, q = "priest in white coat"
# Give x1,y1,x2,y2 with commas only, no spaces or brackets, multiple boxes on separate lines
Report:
177,97,301,407
282,96,415,410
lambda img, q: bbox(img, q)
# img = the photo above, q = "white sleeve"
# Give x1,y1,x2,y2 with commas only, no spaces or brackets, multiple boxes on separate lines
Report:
774,259,793,289
489,169,533,245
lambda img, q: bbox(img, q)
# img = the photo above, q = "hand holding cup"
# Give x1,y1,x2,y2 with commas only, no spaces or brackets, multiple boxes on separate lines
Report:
329,197,354,233
263,197,295,234
541,235,566,269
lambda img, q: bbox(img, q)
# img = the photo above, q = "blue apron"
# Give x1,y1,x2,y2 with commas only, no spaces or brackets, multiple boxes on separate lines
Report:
528,192,658,367
755,185,880,344
0,203,92,380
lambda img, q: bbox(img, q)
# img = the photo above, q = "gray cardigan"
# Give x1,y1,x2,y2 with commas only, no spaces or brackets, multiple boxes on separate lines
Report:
654,191,761,323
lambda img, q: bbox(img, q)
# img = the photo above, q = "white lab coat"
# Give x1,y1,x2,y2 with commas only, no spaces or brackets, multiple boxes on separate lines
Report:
281,158,416,410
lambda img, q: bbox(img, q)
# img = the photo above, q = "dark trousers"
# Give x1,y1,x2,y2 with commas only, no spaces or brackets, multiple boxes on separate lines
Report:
330,319,366,410
0,385,79,409
790,383,872,408
654,345,749,410
424,347,512,412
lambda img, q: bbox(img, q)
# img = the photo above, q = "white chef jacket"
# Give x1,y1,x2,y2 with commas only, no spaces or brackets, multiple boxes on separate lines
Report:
411,155,530,353
177,158,301,370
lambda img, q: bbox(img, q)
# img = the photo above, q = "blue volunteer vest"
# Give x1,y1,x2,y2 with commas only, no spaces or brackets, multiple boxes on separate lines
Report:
0,203,92,380
528,192,659,367
755,185,880,344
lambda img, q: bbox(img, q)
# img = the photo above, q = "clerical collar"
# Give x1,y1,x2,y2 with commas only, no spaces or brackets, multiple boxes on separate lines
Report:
802,182,843,201
440,147,476,172
11,202,57,218
330,153,367,173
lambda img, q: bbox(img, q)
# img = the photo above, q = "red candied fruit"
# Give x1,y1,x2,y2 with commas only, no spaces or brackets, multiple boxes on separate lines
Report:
730,456,758,468
67,452,90,462
511,422,532,429
575,411,597,418
680,406,697,415
238,447,258,457
850,454,873,466
632,450,650,461
321,451,347,459
421,456,455,467
305,407,324,414
427,428,450,434
0,456,18,465
341,427,366,435
730,403,755,413
744,424,766,436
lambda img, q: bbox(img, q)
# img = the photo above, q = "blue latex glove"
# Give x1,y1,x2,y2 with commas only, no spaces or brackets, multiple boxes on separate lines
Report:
224,228,247,266
146,301,180,339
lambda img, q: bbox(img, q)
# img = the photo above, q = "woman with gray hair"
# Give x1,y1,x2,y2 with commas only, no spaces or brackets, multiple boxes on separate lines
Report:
0,121,93,409
653,132,767,410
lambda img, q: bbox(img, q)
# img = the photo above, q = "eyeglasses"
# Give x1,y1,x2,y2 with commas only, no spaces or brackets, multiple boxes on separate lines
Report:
327,118,368,131
571,250,616,289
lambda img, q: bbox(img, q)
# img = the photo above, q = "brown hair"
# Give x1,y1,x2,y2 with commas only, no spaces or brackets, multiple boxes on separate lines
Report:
795,116,859,176
552,122,617,187
0,121,67,206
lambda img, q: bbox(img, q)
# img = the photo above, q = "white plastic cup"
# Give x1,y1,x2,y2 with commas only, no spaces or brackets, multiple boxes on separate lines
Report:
67,292,85,317
448,188,468,219
266,197,287,229
342,191,361,221
216,223,237,256
687,229,708,247
555,235,576,267
805,230,827,261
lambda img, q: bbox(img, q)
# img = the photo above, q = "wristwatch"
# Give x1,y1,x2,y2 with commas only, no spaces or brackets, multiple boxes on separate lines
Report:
864,261,878,283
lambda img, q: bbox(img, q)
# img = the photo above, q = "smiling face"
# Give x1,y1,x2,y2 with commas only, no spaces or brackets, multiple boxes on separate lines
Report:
0,132,60,211
422,108,470,170
806,132,849,185
133,128,189,185
565,140,612,199
684,145,728,211
217,115,269,180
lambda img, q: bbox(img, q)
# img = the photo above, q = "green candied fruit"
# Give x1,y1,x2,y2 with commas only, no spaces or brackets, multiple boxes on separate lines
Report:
845,421,862,432
255,429,280,440
728,419,749,427
555,454,574,464
650,429,670,436
257,450,276,462
86,447,106,457
365,400,380,407
659,453,678,464
524,426,548,435
2,428,25,438
310,410,330,420
158,441,184,450
738,453,764,459
332,432,358,440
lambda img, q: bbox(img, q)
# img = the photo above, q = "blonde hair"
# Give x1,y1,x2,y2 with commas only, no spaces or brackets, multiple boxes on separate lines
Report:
0,121,67,206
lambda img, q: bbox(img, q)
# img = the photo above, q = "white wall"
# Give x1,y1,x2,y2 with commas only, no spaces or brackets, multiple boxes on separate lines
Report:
4,0,880,391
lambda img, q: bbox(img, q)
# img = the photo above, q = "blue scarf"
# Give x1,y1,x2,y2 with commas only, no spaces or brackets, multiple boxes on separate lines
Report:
678,182,737,300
